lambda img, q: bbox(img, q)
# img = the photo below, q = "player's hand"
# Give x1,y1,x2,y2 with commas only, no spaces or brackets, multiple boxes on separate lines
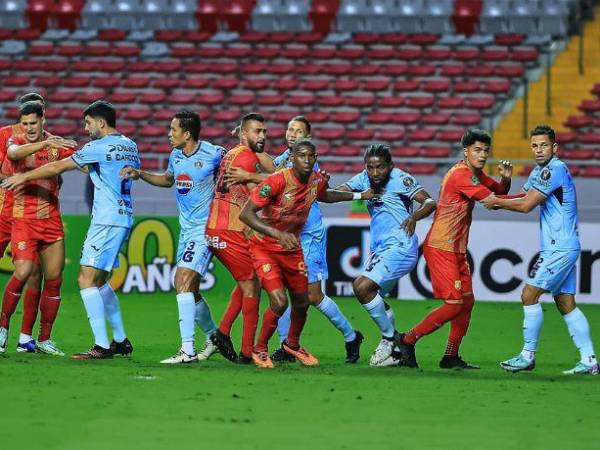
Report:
46,136,77,149
275,231,300,250
120,166,141,180
360,188,382,200
497,160,513,178
230,125,241,137
225,166,251,184
481,193,498,210
318,169,331,183
400,216,417,236
0,173,27,190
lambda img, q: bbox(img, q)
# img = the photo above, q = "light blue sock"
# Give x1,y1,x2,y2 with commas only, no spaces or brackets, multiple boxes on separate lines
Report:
177,293,196,353
385,301,396,330
80,287,110,349
99,283,126,343
520,303,544,361
195,295,217,340
563,307,597,364
277,306,292,344
316,296,356,342
363,294,394,338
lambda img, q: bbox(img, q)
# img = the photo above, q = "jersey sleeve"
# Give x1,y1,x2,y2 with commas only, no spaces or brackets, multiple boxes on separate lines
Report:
166,152,175,175
523,174,533,192
529,165,563,197
479,172,510,195
249,173,285,208
454,170,493,201
234,150,259,173
71,141,102,167
316,176,329,201
343,171,368,191
59,147,75,159
392,172,424,199
272,150,290,168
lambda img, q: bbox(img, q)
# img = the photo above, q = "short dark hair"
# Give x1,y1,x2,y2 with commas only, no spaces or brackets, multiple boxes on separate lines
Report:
364,143,392,164
19,101,44,119
288,115,311,134
19,92,45,106
240,112,265,129
292,138,316,154
174,110,201,141
83,100,116,128
530,124,556,142
461,128,491,147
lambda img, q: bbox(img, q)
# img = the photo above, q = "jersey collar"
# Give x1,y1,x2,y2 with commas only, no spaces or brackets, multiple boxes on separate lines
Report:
181,141,201,158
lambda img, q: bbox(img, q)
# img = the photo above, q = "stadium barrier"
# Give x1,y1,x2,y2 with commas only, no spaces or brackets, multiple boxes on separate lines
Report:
1,215,598,303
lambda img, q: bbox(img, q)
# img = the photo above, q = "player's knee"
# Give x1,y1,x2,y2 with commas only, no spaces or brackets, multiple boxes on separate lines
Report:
269,293,288,315
554,294,576,315
308,289,324,306
13,262,33,282
26,266,43,289
239,279,260,298
44,277,63,295
352,277,374,302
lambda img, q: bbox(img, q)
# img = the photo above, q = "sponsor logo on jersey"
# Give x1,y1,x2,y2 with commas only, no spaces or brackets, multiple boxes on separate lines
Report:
17,241,26,250
403,177,415,187
176,174,193,195
260,184,272,198
454,280,462,290
262,264,271,273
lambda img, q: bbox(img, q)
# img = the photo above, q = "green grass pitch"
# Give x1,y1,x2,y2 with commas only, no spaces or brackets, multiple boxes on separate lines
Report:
0,292,598,450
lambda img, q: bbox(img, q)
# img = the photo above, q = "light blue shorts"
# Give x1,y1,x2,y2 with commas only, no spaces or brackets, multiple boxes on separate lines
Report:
80,223,130,272
301,232,328,284
176,232,212,277
527,249,579,296
362,240,418,296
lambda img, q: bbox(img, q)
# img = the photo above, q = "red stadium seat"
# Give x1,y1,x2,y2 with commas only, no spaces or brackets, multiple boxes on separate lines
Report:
94,76,121,89
438,96,466,109
564,149,595,160
182,77,210,89
153,78,180,90
452,113,481,126
273,78,299,90
353,64,380,76
378,97,405,108
377,128,406,141
423,80,451,93
84,43,111,57
254,47,280,59
580,166,600,178
330,111,360,124
362,78,390,92
4,76,31,87
483,80,511,94
202,126,227,139
29,42,54,56
13,29,42,41
258,94,285,106
26,0,53,32
153,109,178,122
564,115,592,129
409,33,439,46
301,78,330,91
406,64,436,77
64,108,82,120
407,129,436,141
580,133,600,144
266,32,295,44
370,47,396,60
229,92,256,106
98,29,127,41
347,129,374,140
171,45,196,58
154,61,182,73
124,108,152,121
495,34,525,46
391,147,419,157
110,91,136,104
423,47,452,61
170,92,196,105
381,34,408,45
224,45,252,59
64,76,90,88
336,145,361,156
333,79,359,91
380,64,407,76
440,64,466,77
579,99,600,113
37,76,62,88
395,47,422,60
337,47,365,60
312,46,336,60
465,65,495,77
495,64,525,78
267,63,294,75
453,81,480,93
78,89,106,104
49,122,77,136
139,92,167,105
406,163,437,174
197,92,225,105
156,31,183,42
318,127,345,141
306,111,330,123
421,147,450,158
481,48,510,61
345,95,375,108
423,113,451,125
49,91,76,104
240,32,266,43
129,61,154,73
213,110,240,122
323,62,352,76
437,129,464,142
280,46,308,59
196,46,223,58
511,48,539,63
556,131,576,144
405,96,434,109
353,33,379,45
44,107,62,119
140,125,165,138
316,96,345,107
366,112,392,124
454,48,479,62
212,77,239,90
287,94,315,107
465,96,495,110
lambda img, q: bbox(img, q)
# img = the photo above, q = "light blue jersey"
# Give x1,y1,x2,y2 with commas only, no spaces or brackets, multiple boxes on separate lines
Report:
167,141,224,275
344,168,424,293
523,157,580,251
72,133,139,228
273,148,328,283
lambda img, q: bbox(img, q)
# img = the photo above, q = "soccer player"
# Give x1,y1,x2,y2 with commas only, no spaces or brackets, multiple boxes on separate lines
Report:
120,111,223,364
240,138,375,368
337,144,436,366
482,125,598,375
225,116,364,363
395,129,513,369
3,101,138,359
0,93,46,353
205,113,266,363
0,101,76,355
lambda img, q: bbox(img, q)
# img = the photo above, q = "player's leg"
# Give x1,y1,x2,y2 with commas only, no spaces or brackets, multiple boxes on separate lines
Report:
253,287,287,369
19,263,42,350
194,292,218,360
219,286,243,336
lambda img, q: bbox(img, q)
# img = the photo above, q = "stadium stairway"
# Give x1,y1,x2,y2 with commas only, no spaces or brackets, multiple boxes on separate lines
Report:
492,7,600,177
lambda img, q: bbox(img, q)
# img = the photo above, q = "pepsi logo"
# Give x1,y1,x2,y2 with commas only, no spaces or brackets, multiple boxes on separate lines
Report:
176,174,193,195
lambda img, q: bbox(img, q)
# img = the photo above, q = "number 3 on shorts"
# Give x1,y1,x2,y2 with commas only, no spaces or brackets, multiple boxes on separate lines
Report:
182,241,196,263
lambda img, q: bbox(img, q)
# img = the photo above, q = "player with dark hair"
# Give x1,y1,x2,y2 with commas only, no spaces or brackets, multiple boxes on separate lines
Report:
240,138,375,368
0,101,76,355
205,112,266,363
3,100,139,359
120,110,224,363
482,124,598,375
395,129,513,369
337,144,436,366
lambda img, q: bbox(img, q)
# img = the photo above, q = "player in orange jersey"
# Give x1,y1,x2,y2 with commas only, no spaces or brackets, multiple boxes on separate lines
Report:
240,139,375,368
0,101,76,355
205,113,266,363
395,129,513,369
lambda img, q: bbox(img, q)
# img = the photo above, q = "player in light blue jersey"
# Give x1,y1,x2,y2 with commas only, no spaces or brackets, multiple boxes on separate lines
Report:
2,101,138,359
225,116,364,363
121,111,223,364
483,125,597,375
338,144,436,366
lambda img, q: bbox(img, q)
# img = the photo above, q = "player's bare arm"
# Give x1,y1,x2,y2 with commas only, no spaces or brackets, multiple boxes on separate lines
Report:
225,166,268,185
320,188,376,203
240,199,299,249
495,159,513,192
400,190,437,236
7,136,77,161
120,165,174,187
1,156,78,190
482,188,546,213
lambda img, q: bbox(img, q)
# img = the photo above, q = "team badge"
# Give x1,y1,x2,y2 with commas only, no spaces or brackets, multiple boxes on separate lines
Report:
540,168,551,182
471,175,480,186
262,264,271,273
48,148,59,161
259,185,272,198
298,262,307,276
403,177,415,187
255,163,262,173
454,280,462,290
17,241,27,250
175,174,193,195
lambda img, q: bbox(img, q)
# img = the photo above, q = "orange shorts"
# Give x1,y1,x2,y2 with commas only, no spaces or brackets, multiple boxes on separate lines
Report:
0,215,11,256
205,229,255,281
11,216,64,262
423,245,472,302
250,242,308,295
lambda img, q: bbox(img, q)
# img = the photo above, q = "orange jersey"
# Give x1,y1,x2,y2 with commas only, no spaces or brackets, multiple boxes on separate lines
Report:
8,132,74,220
0,123,22,217
207,144,260,232
248,168,328,251
426,161,510,253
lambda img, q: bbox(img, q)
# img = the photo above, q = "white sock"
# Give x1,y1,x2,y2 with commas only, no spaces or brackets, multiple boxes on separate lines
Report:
363,294,394,338
384,301,396,330
277,306,291,344
99,283,126,343
316,296,356,342
81,287,110,349
194,295,216,339
19,333,33,344
177,293,196,353
520,303,543,362
563,307,597,365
